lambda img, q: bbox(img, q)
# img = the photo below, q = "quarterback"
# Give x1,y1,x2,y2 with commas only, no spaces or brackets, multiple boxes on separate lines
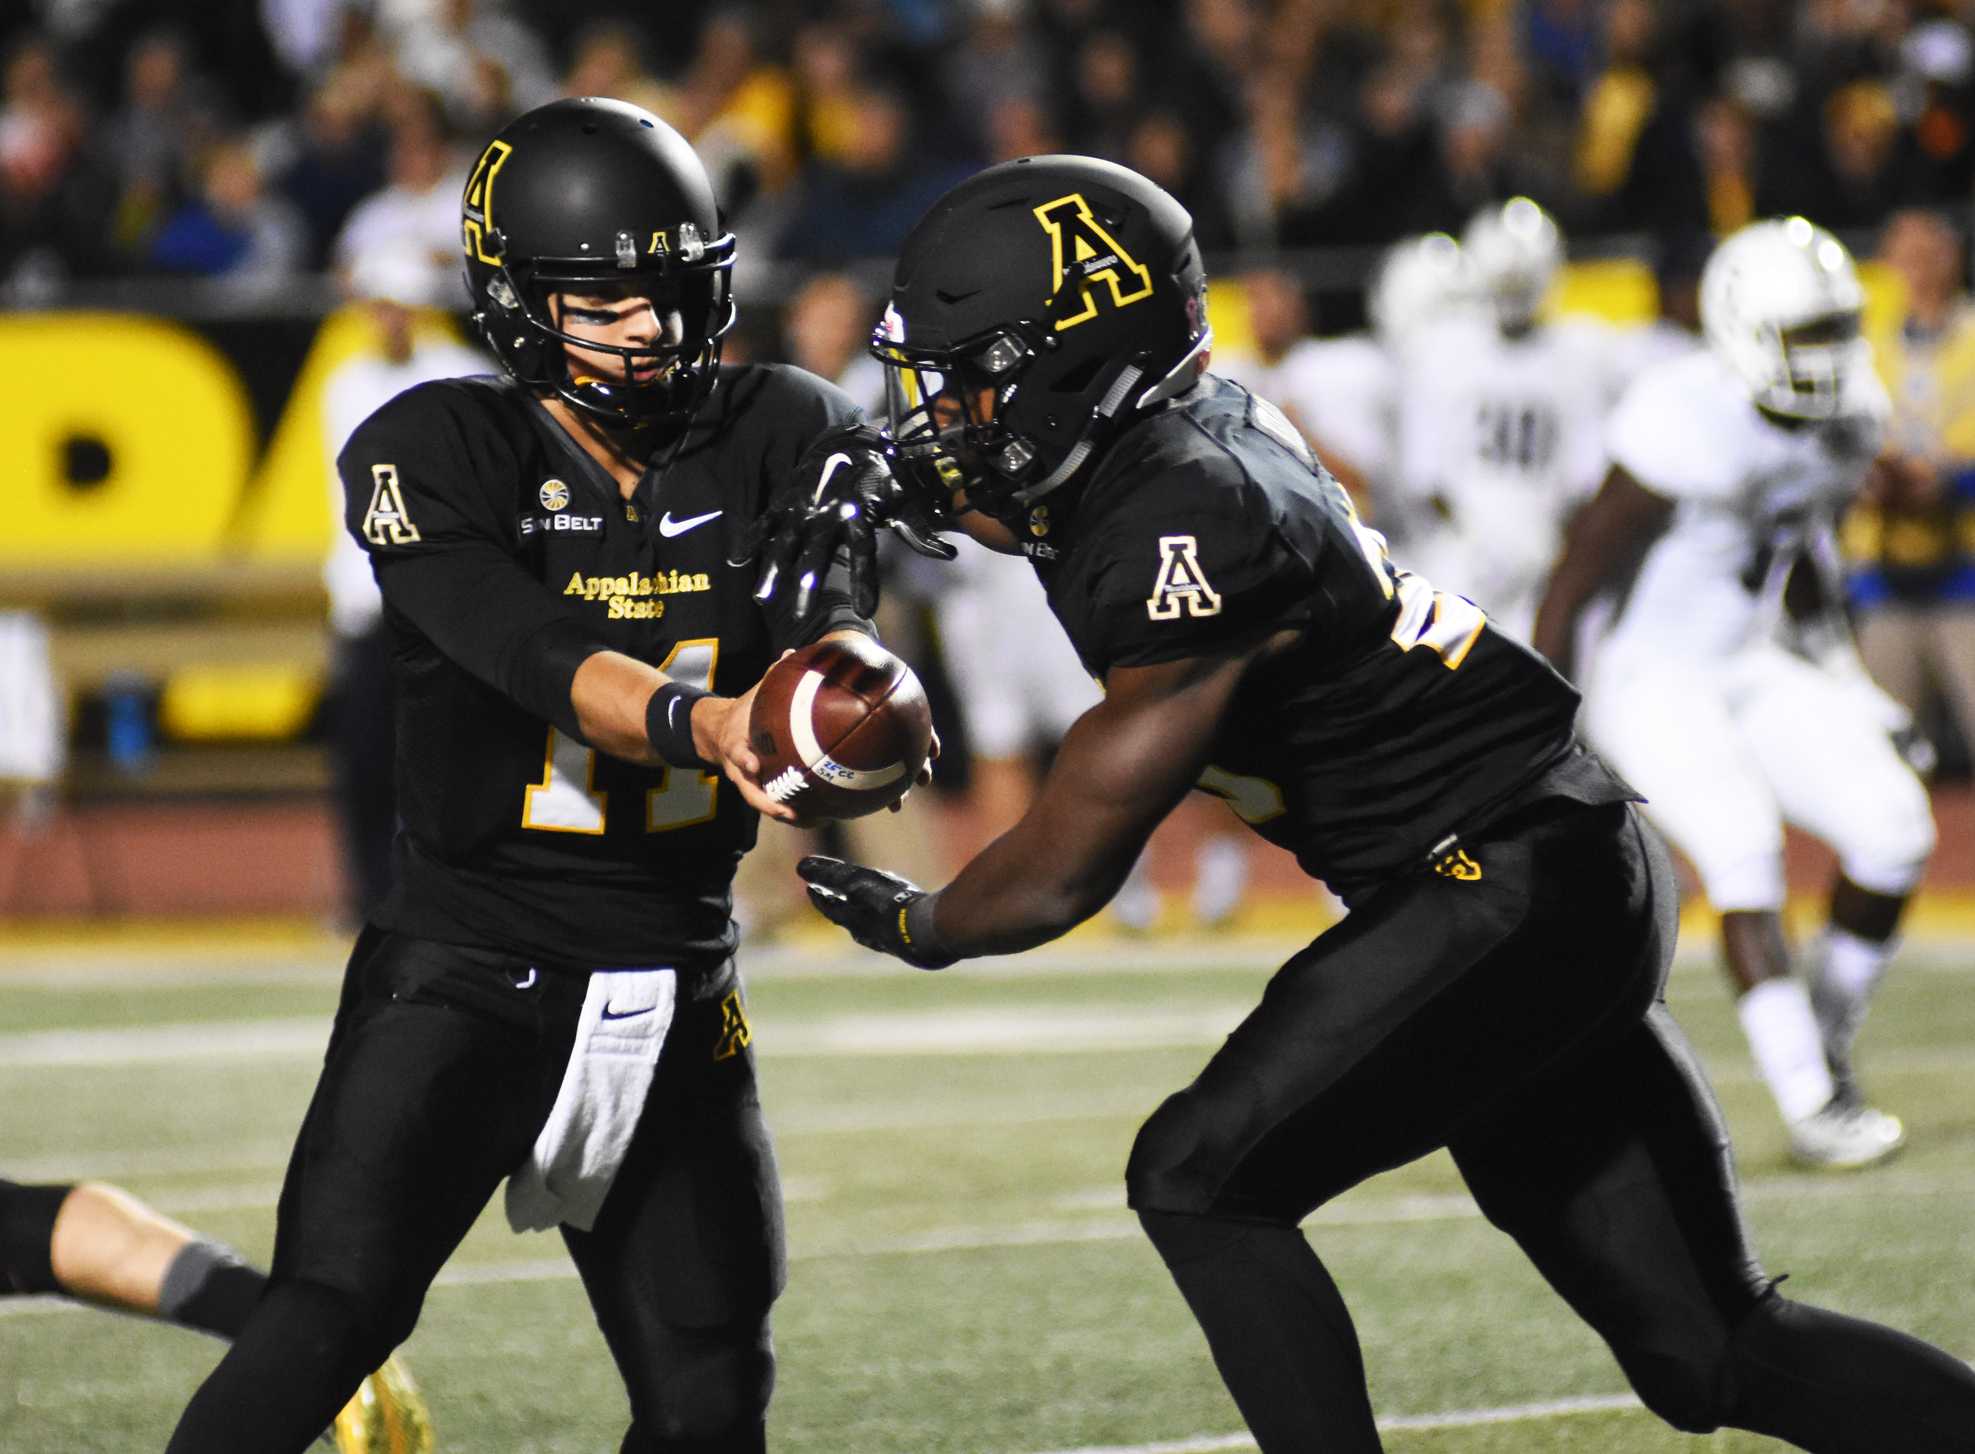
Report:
1534,217,1934,1170
163,97,930,1453
763,157,1975,1451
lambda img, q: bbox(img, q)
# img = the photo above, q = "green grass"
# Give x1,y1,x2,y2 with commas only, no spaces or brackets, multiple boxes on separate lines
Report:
2,929,1972,1452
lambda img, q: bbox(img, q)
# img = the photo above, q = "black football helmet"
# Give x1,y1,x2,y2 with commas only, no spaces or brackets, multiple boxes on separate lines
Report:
870,155,1209,527
461,96,736,430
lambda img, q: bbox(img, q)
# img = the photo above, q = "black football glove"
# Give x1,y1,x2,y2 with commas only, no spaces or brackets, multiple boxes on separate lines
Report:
731,424,955,619
798,855,957,969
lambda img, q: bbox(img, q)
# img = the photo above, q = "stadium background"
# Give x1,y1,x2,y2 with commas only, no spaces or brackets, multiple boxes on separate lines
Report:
4,0,1972,918
4,3,1975,1451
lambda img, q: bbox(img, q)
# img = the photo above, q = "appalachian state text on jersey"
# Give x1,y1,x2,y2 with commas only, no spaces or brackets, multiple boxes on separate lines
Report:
1034,376,1628,902
338,364,868,965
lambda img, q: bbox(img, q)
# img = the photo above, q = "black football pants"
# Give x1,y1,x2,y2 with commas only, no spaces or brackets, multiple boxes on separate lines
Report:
165,929,785,1454
1128,801,1975,1452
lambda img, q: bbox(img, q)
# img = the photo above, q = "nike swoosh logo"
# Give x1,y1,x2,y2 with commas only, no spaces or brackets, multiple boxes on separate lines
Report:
811,452,853,505
657,509,723,538
600,1003,653,1021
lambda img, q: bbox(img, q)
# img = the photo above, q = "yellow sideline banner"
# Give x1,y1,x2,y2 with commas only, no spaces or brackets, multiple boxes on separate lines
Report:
2,307,465,577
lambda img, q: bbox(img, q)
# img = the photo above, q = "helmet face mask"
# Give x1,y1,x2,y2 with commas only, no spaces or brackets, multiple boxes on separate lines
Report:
875,310,1046,524
462,99,737,432
1701,217,1869,423
870,155,1211,530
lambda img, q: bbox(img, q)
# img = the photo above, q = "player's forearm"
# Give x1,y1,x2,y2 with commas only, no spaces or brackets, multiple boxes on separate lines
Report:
571,651,664,763
928,814,1143,957
926,696,1203,956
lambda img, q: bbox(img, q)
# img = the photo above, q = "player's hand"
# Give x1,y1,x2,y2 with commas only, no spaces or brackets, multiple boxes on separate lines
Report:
732,424,956,619
886,725,940,813
797,855,956,968
691,675,799,824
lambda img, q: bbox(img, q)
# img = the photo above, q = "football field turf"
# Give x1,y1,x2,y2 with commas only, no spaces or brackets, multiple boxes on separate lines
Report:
2,913,1972,1452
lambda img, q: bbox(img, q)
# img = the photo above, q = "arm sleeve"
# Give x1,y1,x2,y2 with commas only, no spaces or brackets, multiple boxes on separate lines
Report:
1083,475,1316,669
339,384,608,740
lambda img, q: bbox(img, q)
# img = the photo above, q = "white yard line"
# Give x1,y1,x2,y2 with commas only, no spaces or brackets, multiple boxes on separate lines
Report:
13,1002,1975,1079
1021,1393,1644,1453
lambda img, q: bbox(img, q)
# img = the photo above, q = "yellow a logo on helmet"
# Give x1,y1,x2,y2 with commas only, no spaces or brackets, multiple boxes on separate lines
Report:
1033,192,1152,330
461,139,513,265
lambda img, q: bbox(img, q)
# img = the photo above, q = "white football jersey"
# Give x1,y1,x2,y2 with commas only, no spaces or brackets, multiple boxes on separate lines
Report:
1597,348,1888,665
1394,314,1631,637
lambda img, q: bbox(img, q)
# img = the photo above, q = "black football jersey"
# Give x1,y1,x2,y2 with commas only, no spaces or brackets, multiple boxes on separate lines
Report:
337,363,869,966
1034,375,1629,903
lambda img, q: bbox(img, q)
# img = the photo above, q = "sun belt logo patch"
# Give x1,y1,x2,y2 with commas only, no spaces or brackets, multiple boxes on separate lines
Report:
539,478,569,511
362,464,422,547
1146,534,1222,621
1033,192,1152,331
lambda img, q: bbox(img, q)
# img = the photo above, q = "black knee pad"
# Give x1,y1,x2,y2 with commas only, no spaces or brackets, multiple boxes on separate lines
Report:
0,1179,73,1296
621,1318,774,1448
1125,1091,1223,1215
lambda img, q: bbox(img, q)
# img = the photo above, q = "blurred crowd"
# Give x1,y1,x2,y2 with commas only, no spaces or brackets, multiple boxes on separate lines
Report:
10,0,1975,306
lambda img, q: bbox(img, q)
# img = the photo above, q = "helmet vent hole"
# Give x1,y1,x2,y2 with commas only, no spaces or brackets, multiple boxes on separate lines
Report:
1051,357,1104,394
639,118,653,128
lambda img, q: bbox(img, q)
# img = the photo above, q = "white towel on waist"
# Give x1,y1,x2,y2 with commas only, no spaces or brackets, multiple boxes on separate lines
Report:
505,967,675,1233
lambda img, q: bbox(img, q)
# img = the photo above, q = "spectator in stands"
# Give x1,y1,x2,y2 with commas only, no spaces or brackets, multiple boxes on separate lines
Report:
661,6,798,216
1847,208,1975,779
1066,29,1140,163
1571,0,1709,234
330,92,463,305
559,19,670,121
390,0,555,138
102,27,227,259
776,84,974,266
0,31,119,294
779,270,883,411
319,245,489,924
147,135,308,293
274,67,391,269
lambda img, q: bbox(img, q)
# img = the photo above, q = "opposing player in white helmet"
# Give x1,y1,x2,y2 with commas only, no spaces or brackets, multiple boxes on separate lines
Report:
1534,217,1934,1169
1218,233,1467,546
1394,197,1638,640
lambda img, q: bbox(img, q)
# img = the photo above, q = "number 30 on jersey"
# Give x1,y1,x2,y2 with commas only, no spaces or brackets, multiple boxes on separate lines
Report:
521,639,719,834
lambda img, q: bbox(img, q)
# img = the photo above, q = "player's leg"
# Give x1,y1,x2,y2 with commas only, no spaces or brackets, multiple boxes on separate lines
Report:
562,971,785,1452
1585,661,1842,1146
1741,648,1934,1123
2,1178,430,1447
1,1177,262,1333
1454,1005,1975,1449
167,929,578,1454
1127,800,1672,1451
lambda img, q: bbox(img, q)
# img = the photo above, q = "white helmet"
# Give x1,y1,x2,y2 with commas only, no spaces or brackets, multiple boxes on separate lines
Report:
1461,196,1561,332
1700,216,1868,422
1367,231,1467,348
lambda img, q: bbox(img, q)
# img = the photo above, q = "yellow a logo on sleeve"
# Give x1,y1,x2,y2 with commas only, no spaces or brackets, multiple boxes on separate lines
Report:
362,463,422,546
1146,534,1222,621
1033,192,1153,330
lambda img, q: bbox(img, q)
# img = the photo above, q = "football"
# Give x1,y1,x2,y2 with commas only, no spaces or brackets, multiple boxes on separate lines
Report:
748,636,934,820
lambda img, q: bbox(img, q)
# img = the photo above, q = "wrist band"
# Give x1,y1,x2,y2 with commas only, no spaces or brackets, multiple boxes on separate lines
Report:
645,680,711,768
900,891,957,969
